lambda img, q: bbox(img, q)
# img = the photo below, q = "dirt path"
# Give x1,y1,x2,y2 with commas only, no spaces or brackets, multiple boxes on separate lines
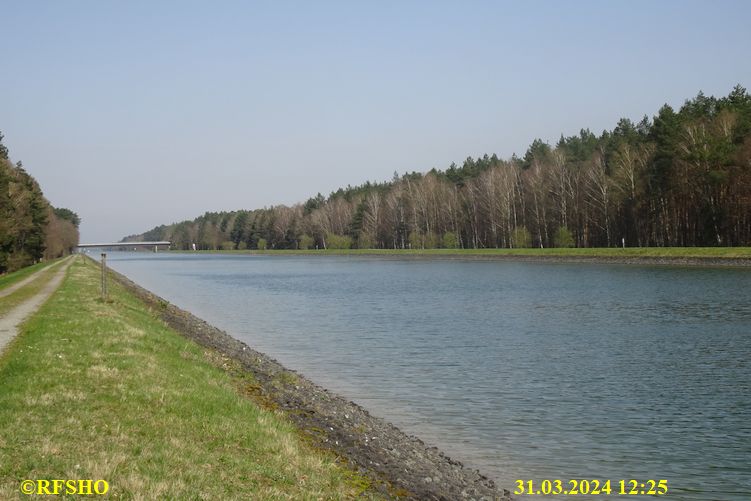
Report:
0,261,62,299
0,257,74,354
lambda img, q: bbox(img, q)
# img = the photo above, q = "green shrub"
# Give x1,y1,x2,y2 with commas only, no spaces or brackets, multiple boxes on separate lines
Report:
299,234,315,250
424,231,439,249
257,238,267,250
554,226,575,248
326,233,352,249
510,227,532,248
442,232,459,249
408,231,422,249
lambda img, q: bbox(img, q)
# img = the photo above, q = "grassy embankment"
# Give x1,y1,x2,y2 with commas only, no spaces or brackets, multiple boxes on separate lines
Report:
177,247,751,259
0,256,378,499
0,259,68,317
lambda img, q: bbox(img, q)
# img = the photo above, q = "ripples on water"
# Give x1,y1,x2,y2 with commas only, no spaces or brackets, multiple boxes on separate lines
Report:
104,253,751,500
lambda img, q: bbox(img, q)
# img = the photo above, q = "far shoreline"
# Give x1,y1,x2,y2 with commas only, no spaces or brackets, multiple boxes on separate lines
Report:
139,247,751,267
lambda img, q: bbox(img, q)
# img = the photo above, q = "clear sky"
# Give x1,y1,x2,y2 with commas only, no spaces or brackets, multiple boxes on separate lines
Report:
3,0,750,242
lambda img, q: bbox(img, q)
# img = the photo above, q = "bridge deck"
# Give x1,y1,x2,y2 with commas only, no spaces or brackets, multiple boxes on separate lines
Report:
77,241,171,248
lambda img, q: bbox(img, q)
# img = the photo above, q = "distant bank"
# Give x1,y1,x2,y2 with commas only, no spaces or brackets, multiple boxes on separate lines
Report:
161,247,751,267
121,87,751,256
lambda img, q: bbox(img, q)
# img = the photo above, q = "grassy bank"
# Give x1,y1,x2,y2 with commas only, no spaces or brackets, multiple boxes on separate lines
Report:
0,256,377,499
172,247,751,259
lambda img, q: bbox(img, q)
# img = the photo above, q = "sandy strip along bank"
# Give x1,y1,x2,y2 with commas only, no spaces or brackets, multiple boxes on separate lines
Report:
103,259,512,500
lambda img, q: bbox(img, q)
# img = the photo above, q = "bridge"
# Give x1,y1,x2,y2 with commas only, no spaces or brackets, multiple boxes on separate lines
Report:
77,241,171,250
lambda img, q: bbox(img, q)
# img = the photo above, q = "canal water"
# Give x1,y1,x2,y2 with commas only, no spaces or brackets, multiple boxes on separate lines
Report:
102,252,750,500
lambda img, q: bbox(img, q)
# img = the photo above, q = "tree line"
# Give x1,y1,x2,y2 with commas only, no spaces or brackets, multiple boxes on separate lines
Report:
124,86,751,251
0,133,80,273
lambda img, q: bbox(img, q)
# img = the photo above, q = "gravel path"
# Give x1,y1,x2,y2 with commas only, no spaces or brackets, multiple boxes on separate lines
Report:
0,257,73,354
0,262,61,299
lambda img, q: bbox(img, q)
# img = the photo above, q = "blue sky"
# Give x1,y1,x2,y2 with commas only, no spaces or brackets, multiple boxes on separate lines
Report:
2,0,750,241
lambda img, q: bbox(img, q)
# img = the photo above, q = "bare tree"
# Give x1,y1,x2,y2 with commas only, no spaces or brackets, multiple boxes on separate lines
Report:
585,153,613,246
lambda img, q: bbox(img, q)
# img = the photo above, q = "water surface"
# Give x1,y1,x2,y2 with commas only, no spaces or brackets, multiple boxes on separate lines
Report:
102,252,751,499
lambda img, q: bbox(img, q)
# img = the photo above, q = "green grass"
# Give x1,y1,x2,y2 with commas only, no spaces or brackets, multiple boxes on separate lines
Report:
0,260,69,317
0,259,61,291
173,247,751,259
0,256,378,500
